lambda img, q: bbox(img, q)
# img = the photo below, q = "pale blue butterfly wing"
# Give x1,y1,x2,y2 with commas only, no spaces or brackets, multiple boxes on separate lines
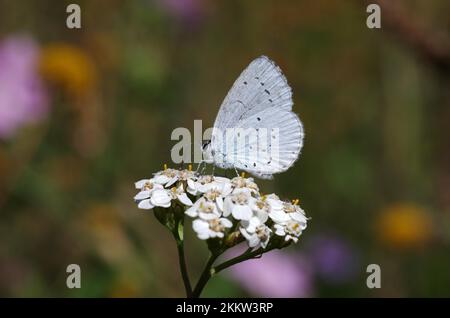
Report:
210,56,304,179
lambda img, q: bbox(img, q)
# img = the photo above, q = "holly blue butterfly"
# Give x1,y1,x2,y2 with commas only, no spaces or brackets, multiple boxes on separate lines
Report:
202,56,304,179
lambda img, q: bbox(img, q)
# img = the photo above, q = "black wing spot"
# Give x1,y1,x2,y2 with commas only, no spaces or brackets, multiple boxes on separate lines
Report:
257,117,261,121
255,76,259,80
253,163,256,167
264,89,270,95
260,82,264,86
245,164,248,168
267,161,271,164
244,81,248,85
269,99,273,103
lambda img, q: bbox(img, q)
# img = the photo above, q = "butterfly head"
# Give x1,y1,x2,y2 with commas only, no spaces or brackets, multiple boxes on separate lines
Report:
202,140,214,164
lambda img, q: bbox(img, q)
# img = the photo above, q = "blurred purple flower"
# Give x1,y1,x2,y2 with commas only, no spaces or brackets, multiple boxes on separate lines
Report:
0,35,49,139
226,247,314,298
307,234,359,284
156,0,205,26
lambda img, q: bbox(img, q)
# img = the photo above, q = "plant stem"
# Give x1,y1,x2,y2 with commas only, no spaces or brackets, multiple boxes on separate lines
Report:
176,240,193,297
172,215,192,298
191,247,277,297
213,247,275,274
192,253,219,298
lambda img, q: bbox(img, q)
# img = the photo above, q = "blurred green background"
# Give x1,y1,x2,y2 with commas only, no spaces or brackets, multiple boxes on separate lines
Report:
1,0,450,297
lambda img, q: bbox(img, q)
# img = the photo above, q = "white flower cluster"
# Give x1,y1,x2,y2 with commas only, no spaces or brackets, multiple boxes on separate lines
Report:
134,166,308,249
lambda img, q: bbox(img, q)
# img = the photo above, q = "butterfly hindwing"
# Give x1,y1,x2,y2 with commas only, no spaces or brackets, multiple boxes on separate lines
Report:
228,109,304,178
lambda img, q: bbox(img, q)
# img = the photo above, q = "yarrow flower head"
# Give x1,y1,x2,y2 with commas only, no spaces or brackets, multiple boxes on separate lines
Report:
223,188,254,221
134,167,194,210
134,165,309,250
272,199,308,243
193,217,233,240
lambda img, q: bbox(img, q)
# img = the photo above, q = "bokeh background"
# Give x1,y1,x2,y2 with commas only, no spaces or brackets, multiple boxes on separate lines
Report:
1,0,450,297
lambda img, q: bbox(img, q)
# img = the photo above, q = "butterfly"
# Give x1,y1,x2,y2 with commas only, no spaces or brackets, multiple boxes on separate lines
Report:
202,56,304,179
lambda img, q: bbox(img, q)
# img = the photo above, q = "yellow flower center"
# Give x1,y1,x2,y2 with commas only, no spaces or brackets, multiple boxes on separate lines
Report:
283,203,296,213
256,200,267,210
232,192,248,205
199,201,214,213
232,177,246,188
143,182,154,190
199,175,213,185
256,226,268,241
209,219,224,232
205,189,221,201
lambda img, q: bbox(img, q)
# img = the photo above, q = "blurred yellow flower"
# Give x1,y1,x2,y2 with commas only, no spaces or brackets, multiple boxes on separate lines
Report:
109,277,140,298
376,203,433,249
81,203,134,265
39,44,97,97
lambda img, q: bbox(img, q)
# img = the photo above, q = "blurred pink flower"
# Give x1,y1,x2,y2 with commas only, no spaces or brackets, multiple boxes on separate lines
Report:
226,247,314,298
307,234,359,284
0,35,49,139
156,0,205,26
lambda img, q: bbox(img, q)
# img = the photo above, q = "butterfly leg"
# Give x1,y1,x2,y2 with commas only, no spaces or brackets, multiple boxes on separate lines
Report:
196,161,203,174
201,163,207,175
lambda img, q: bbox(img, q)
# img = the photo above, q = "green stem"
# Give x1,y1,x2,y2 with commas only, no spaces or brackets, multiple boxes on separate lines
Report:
172,215,192,298
213,247,275,274
192,253,219,298
176,239,193,297
191,247,276,297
